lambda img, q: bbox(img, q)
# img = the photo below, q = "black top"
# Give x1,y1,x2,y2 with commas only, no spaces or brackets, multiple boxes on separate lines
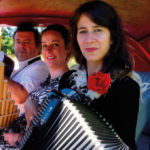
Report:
3,54,14,77
58,67,140,149
90,76,140,149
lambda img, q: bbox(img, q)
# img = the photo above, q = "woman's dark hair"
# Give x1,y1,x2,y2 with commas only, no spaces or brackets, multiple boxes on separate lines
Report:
13,22,40,48
41,24,70,48
70,0,132,79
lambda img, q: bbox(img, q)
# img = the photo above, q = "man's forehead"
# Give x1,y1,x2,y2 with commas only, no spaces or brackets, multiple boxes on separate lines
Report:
15,31,35,40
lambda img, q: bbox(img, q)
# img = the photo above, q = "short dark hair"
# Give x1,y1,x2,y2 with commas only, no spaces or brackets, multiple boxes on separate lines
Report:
41,24,70,47
70,0,132,79
13,22,40,48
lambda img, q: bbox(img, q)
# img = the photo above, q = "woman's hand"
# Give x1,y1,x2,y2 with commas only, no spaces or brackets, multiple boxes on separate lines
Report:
3,133,23,147
24,98,39,129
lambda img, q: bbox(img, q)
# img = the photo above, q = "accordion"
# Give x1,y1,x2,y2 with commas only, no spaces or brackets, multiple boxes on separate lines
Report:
19,89,130,150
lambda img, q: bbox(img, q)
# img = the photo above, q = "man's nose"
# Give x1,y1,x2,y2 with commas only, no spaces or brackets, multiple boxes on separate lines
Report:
19,42,25,47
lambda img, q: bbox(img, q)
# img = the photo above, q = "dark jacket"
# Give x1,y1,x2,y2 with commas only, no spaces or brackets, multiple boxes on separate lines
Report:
90,76,140,149
59,69,140,149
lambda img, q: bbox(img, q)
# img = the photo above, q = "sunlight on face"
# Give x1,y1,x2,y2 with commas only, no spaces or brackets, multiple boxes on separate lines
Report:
14,31,39,61
41,30,70,70
77,14,112,66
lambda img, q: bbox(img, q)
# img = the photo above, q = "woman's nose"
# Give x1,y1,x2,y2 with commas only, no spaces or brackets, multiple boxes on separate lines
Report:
43,45,53,52
85,32,95,43
47,45,52,51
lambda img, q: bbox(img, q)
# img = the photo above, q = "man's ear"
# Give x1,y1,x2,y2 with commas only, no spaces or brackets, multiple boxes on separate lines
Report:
66,44,71,56
65,43,70,50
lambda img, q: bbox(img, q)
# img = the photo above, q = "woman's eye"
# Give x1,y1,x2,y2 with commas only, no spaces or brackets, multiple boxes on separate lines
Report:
78,29,87,34
53,43,59,47
94,29,102,32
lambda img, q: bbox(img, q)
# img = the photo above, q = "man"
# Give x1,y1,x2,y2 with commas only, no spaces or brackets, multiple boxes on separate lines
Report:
5,22,49,114
0,23,49,149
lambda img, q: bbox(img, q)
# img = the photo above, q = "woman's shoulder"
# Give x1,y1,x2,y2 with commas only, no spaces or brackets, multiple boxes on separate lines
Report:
58,70,76,89
60,65,87,82
59,67,87,91
29,75,50,96
112,75,140,95
114,75,139,86
40,74,51,86
61,69,77,78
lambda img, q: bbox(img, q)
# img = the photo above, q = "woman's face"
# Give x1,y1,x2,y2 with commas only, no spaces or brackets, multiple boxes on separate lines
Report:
42,30,69,69
77,14,112,65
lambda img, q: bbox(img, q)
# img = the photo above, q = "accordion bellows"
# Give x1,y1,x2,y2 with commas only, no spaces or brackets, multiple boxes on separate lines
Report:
0,62,19,128
19,91,130,150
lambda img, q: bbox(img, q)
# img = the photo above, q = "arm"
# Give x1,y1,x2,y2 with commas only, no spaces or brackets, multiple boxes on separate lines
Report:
111,77,140,148
5,76,28,104
24,98,39,128
5,60,49,104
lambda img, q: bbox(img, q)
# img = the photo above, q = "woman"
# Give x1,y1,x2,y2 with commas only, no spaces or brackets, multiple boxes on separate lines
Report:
4,24,87,147
27,24,71,105
70,1,140,149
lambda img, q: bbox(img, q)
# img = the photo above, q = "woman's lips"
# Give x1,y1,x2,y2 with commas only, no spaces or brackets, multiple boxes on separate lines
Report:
85,47,97,52
47,56,56,61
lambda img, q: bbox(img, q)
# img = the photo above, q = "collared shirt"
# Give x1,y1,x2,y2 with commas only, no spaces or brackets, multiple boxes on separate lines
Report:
0,51,4,62
11,55,49,115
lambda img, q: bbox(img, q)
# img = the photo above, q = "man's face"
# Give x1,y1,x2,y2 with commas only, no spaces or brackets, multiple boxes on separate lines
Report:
14,31,39,61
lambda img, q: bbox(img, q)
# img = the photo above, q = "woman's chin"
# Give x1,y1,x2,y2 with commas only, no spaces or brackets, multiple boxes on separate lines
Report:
47,63,58,69
46,60,55,66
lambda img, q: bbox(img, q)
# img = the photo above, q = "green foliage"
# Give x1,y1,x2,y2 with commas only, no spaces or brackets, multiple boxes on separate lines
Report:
1,26,44,55
1,27,15,55
0,26,50,55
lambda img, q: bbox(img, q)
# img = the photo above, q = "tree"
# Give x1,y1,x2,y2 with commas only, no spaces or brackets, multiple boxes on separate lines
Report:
1,26,44,55
1,27,15,55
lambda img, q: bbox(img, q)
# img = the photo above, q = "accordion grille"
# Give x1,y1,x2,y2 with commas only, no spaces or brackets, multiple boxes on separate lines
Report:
19,97,130,150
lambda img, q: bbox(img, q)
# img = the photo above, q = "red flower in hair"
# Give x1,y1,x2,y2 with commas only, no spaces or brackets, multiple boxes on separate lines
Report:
88,72,111,95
